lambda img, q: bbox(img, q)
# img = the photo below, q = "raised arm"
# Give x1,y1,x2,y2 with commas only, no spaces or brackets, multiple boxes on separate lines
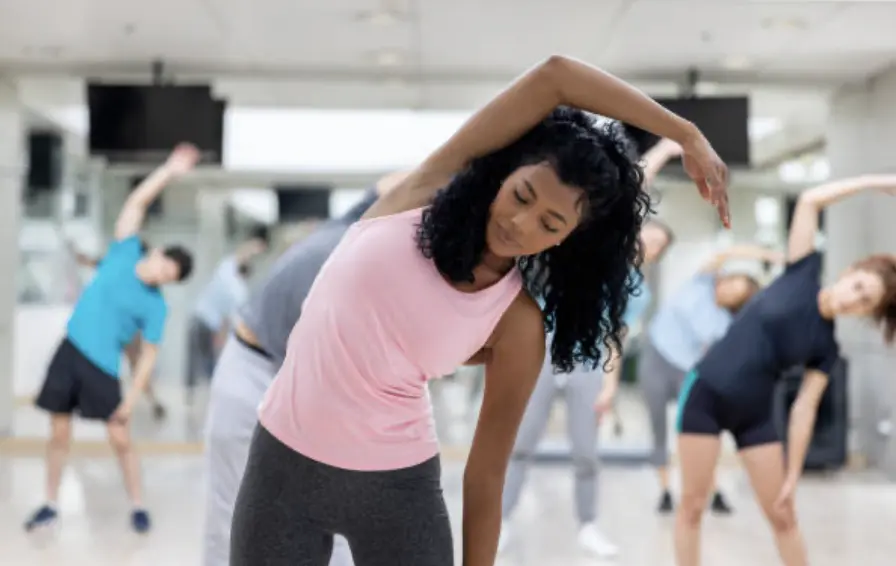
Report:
387,56,729,225
114,143,199,241
462,295,545,566
701,244,786,274
642,138,683,188
788,175,896,262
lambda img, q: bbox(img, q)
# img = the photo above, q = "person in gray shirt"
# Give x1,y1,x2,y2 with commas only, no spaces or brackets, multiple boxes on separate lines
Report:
201,172,407,566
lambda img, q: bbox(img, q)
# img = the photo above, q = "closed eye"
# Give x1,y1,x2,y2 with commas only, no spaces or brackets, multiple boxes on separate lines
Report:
514,189,529,204
541,220,559,234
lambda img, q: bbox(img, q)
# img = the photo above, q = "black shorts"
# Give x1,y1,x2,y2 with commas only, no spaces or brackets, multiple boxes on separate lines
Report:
35,339,122,421
676,370,778,450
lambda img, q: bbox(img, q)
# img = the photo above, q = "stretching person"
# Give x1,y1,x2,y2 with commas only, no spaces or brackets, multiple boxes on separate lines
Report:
67,240,168,419
643,244,783,515
674,174,896,566
497,139,681,559
24,144,197,533
202,173,406,566
187,228,269,403
230,55,729,566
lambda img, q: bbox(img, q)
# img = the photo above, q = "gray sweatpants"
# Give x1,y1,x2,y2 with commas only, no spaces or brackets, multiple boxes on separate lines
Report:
502,351,604,524
202,336,354,566
637,339,688,467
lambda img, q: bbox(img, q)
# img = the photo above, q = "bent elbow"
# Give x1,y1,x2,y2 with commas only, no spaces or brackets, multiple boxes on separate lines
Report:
535,55,572,97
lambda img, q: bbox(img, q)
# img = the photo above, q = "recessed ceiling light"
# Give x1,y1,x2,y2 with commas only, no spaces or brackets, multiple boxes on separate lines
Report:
761,17,808,31
373,49,404,67
722,55,753,70
356,9,404,26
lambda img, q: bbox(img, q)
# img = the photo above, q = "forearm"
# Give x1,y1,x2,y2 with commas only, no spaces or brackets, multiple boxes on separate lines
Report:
641,141,680,187
704,244,784,272
128,362,154,401
601,345,623,394
130,166,176,208
784,403,817,483
800,175,896,210
461,474,504,566
126,348,158,402
552,56,696,144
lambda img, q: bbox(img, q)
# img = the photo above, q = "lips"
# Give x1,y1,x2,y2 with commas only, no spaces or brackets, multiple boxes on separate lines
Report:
496,224,518,247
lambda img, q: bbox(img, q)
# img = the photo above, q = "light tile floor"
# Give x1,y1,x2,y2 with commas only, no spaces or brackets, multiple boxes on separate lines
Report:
3,454,896,566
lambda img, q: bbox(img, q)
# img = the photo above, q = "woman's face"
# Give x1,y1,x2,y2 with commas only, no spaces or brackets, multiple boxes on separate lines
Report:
825,268,885,317
714,274,757,311
486,163,585,258
640,224,670,264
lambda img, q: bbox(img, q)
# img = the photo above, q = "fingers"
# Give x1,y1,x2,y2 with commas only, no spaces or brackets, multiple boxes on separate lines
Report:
717,195,730,228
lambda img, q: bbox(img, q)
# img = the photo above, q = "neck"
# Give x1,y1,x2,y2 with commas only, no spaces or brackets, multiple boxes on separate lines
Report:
135,260,154,285
480,250,515,275
817,289,834,319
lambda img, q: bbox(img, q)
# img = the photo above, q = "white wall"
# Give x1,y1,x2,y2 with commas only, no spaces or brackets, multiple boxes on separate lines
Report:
652,182,780,302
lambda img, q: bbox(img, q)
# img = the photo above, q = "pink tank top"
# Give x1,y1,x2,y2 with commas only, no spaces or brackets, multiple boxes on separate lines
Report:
259,207,523,471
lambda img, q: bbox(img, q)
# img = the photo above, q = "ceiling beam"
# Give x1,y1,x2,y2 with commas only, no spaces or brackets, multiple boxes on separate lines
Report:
0,60,850,91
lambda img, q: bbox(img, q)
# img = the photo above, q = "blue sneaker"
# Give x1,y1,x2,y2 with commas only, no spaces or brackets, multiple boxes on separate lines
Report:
131,509,151,533
24,505,57,531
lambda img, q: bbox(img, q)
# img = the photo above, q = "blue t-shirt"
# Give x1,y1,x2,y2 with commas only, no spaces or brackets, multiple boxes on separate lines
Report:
66,236,168,377
648,272,732,372
624,275,652,330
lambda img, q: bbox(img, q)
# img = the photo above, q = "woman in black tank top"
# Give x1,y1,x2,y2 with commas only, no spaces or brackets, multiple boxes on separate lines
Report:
675,175,896,566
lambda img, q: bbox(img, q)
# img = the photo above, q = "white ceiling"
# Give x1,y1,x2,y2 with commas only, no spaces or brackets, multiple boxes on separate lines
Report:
4,0,896,165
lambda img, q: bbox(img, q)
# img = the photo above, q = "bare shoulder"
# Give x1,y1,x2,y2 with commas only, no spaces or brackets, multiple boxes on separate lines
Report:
361,167,453,221
491,292,546,355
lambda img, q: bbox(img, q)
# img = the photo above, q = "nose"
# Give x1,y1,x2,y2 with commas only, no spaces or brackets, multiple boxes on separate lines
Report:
509,211,530,234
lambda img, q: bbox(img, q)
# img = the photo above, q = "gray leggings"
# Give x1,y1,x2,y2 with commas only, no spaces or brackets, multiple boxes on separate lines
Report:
231,426,453,566
502,353,603,524
638,339,688,467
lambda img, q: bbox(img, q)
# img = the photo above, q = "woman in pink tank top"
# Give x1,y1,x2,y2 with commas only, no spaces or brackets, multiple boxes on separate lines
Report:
231,55,730,566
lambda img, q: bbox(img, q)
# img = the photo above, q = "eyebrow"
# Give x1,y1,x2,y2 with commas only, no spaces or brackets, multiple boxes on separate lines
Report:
524,179,569,225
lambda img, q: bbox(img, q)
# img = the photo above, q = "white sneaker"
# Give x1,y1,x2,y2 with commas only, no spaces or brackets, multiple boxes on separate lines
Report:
577,523,619,558
497,521,512,554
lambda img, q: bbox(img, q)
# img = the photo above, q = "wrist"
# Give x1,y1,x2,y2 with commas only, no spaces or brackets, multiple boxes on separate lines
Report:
671,118,699,148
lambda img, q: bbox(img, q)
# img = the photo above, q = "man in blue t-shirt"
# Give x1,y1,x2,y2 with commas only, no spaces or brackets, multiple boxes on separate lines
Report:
25,144,198,535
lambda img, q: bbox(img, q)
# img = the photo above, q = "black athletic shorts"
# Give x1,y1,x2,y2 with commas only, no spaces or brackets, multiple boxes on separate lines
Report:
35,338,122,421
676,370,778,450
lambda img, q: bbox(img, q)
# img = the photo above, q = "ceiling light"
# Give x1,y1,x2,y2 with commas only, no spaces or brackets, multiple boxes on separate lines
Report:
356,9,404,26
373,49,404,67
761,17,808,31
722,55,753,70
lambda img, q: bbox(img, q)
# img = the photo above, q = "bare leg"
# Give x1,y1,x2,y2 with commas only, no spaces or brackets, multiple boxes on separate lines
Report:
674,434,721,566
46,414,73,504
107,420,143,507
739,444,808,566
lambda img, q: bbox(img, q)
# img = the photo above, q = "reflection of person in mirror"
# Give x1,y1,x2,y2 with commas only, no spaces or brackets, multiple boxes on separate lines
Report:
24,143,198,535
65,239,168,421
186,226,270,405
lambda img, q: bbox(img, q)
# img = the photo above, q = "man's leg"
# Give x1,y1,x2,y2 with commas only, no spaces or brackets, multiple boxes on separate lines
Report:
26,341,79,530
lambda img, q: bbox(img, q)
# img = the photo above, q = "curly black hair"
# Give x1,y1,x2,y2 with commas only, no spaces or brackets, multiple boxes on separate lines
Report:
416,106,652,373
